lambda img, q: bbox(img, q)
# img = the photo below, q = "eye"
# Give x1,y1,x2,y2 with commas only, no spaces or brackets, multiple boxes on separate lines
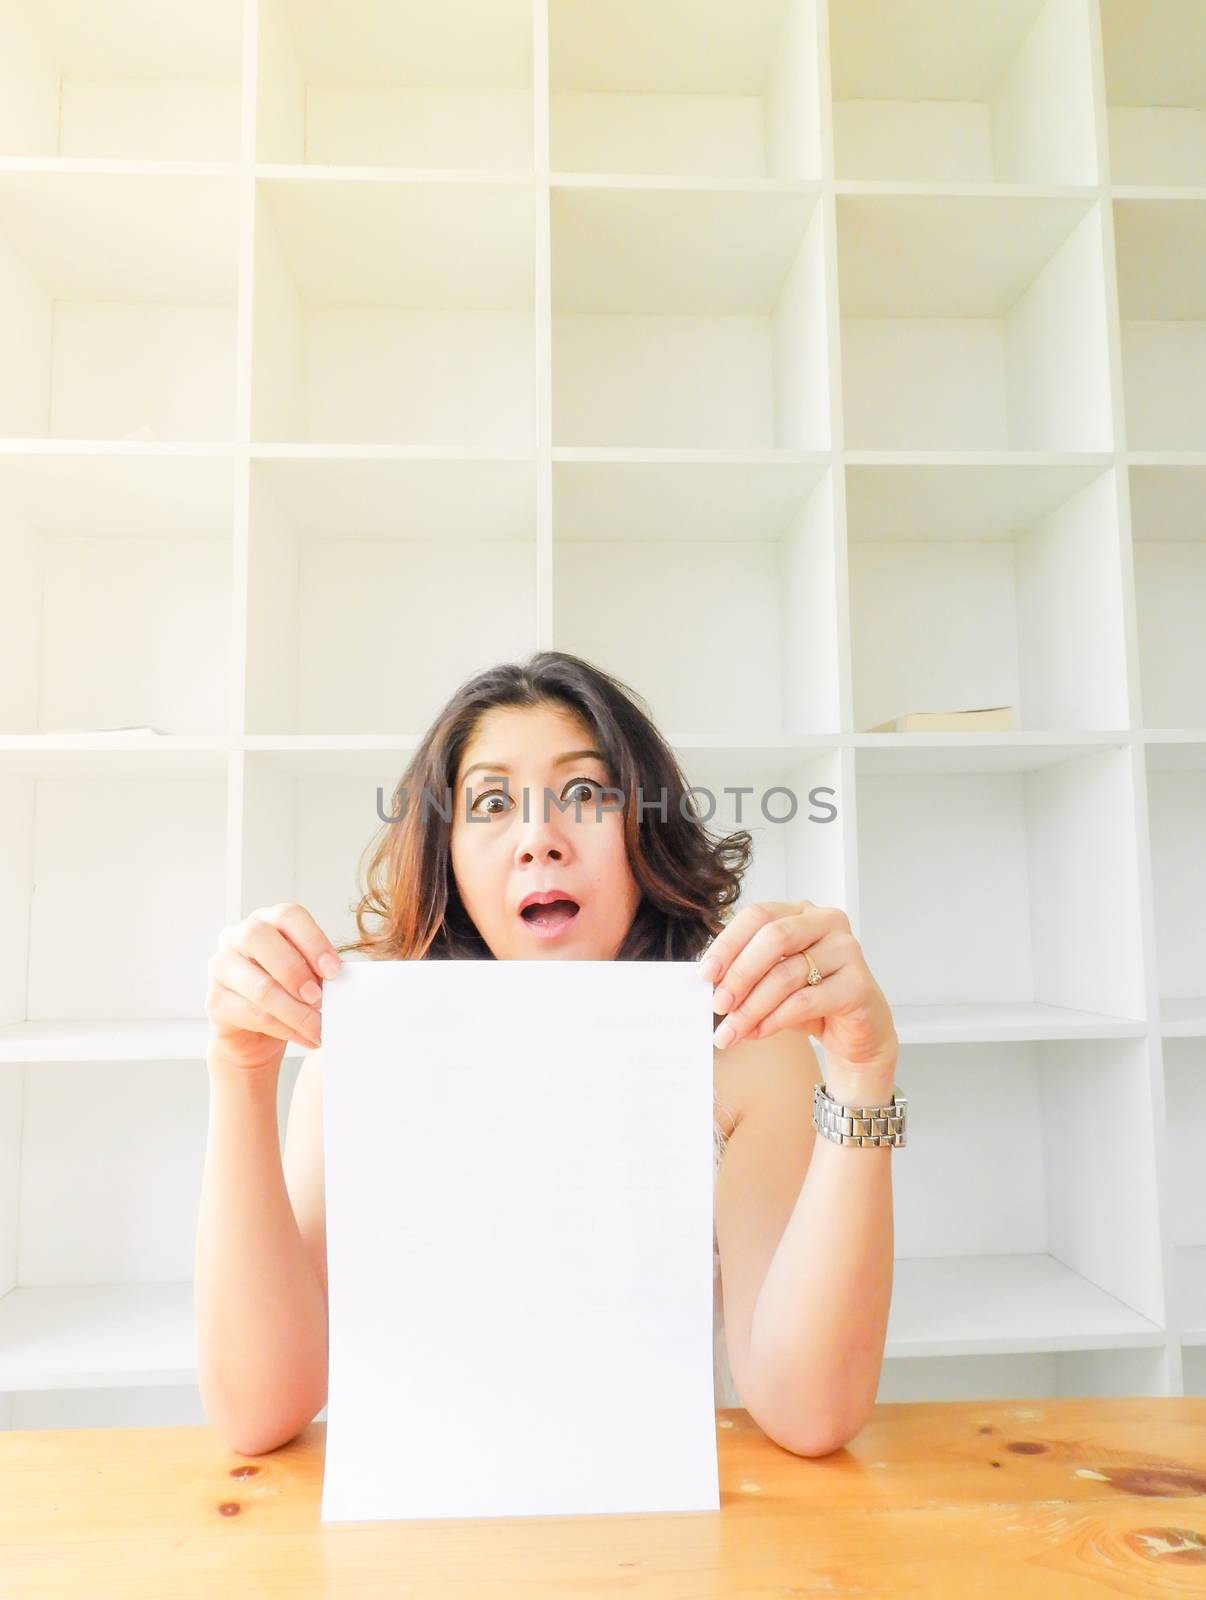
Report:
470,787,512,817
469,776,607,818
565,777,605,805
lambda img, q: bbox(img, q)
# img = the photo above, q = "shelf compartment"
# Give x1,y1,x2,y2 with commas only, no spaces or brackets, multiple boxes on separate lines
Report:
240,748,430,951
0,1283,197,1391
0,171,239,442
669,742,848,914
830,0,1097,184
552,457,837,735
0,1056,299,1392
0,0,243,161
251,178,536,446
1115,200,1206,452
552,184,828,449
0,1015,308,1065
1177,1254,1206,1350
1180,1246,1206,1344
1145,751,1206,1029
1130,466,1206,728
1101,0,1206,185
549,0,821,180
0,754,227,1030
891,1001,1147,1045
0,1061,209,1302
837,194,1112,452
0,454,234,736
854,743,1146,1025
886,1254,1165,1356
0,1019,213,1064
846,461,1129,733
257,0,532,171
1165,1041,1206,1338
876,1344,1171,1401
245,456,537,735
1161,997,1206,1038
885,1038,1167,1352
2,1380,208,1429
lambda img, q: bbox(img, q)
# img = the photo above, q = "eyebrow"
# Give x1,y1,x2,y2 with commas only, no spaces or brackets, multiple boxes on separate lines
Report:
460,749,607,782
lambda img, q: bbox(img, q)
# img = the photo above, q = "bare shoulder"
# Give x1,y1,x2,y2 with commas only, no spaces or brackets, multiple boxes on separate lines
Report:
282,1047,328,1303
712,1027,826,1399
714,1025,824,1138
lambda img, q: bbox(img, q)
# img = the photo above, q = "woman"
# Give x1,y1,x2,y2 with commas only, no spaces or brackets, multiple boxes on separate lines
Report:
197,650,900,1458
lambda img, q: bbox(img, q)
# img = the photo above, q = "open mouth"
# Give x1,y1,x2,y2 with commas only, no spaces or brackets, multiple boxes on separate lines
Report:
519,898,580,931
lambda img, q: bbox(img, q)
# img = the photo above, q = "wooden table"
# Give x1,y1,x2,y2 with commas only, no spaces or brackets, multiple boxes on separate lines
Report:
2,1398,1205,1596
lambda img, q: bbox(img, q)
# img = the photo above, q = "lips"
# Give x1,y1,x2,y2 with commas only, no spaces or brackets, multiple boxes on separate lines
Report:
517,888,581,937
518,888,581,916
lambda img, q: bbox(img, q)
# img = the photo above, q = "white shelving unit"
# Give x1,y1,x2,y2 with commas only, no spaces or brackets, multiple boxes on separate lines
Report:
0,170,239,441
0,0,244,162
0,0,1203,1430
831,0,1099,184
1101,0,1206,186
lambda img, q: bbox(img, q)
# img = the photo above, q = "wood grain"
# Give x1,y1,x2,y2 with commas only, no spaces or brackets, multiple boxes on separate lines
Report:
2,1398,1205,1596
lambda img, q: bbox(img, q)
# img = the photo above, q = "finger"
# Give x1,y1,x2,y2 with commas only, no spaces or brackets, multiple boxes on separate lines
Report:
214,947,322,1046
698,900,796,984
716,929,850,1047
715,948,826,1045
253,903,343,987
239,912,331,1006
736,968,857,1048
712,906,838,1016
208,981,319,1050
215,951,322,1047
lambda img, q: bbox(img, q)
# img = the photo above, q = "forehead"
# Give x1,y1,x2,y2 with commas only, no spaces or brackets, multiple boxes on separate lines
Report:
457,703,596,773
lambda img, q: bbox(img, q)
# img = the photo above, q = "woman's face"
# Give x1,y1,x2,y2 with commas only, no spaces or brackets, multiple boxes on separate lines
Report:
450,701,641,960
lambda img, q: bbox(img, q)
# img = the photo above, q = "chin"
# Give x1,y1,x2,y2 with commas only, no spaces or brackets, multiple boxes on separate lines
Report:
509,940,597,960
501,932,615,961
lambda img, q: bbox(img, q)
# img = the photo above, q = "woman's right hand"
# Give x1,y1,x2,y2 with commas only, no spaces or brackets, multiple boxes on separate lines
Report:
205,903,343,1072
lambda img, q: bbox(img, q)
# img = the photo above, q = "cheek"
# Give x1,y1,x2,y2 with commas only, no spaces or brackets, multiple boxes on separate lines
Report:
595,818,639,902
448,832,467,889
467,836,512,881
450,831,491,902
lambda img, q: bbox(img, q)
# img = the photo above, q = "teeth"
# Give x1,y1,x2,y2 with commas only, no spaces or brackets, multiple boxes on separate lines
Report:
522,899,578,919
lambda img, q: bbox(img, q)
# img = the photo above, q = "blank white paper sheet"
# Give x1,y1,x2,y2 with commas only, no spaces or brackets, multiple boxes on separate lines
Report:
318,956,722,1523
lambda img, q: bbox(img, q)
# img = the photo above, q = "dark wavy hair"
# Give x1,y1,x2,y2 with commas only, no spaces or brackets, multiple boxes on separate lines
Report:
335,651,752,987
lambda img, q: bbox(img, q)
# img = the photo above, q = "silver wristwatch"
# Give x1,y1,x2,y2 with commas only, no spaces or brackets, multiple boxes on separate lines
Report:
812,1081,907,1148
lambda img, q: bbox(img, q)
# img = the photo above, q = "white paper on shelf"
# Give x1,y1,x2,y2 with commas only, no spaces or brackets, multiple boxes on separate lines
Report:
42,725,169,735
318,957,721,1524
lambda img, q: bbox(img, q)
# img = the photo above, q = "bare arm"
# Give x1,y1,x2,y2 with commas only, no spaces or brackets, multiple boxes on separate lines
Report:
716,1031,894,1457
194,902,339,1456
194,1049,329,1456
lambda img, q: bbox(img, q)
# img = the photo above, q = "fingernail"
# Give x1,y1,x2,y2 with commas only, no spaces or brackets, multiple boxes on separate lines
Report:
699,957,718,982
300,980,321,1004
713,987,732,1014
319,953,341,978
714,1022,734,1049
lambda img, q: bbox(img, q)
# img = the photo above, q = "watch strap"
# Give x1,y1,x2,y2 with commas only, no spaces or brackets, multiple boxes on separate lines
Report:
812,1081,907,1148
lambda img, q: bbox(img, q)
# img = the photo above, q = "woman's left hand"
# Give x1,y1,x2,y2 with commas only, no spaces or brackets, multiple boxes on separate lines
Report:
700,899,898,1083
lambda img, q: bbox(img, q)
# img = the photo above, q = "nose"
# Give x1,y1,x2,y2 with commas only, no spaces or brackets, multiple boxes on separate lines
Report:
513,792,574,865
